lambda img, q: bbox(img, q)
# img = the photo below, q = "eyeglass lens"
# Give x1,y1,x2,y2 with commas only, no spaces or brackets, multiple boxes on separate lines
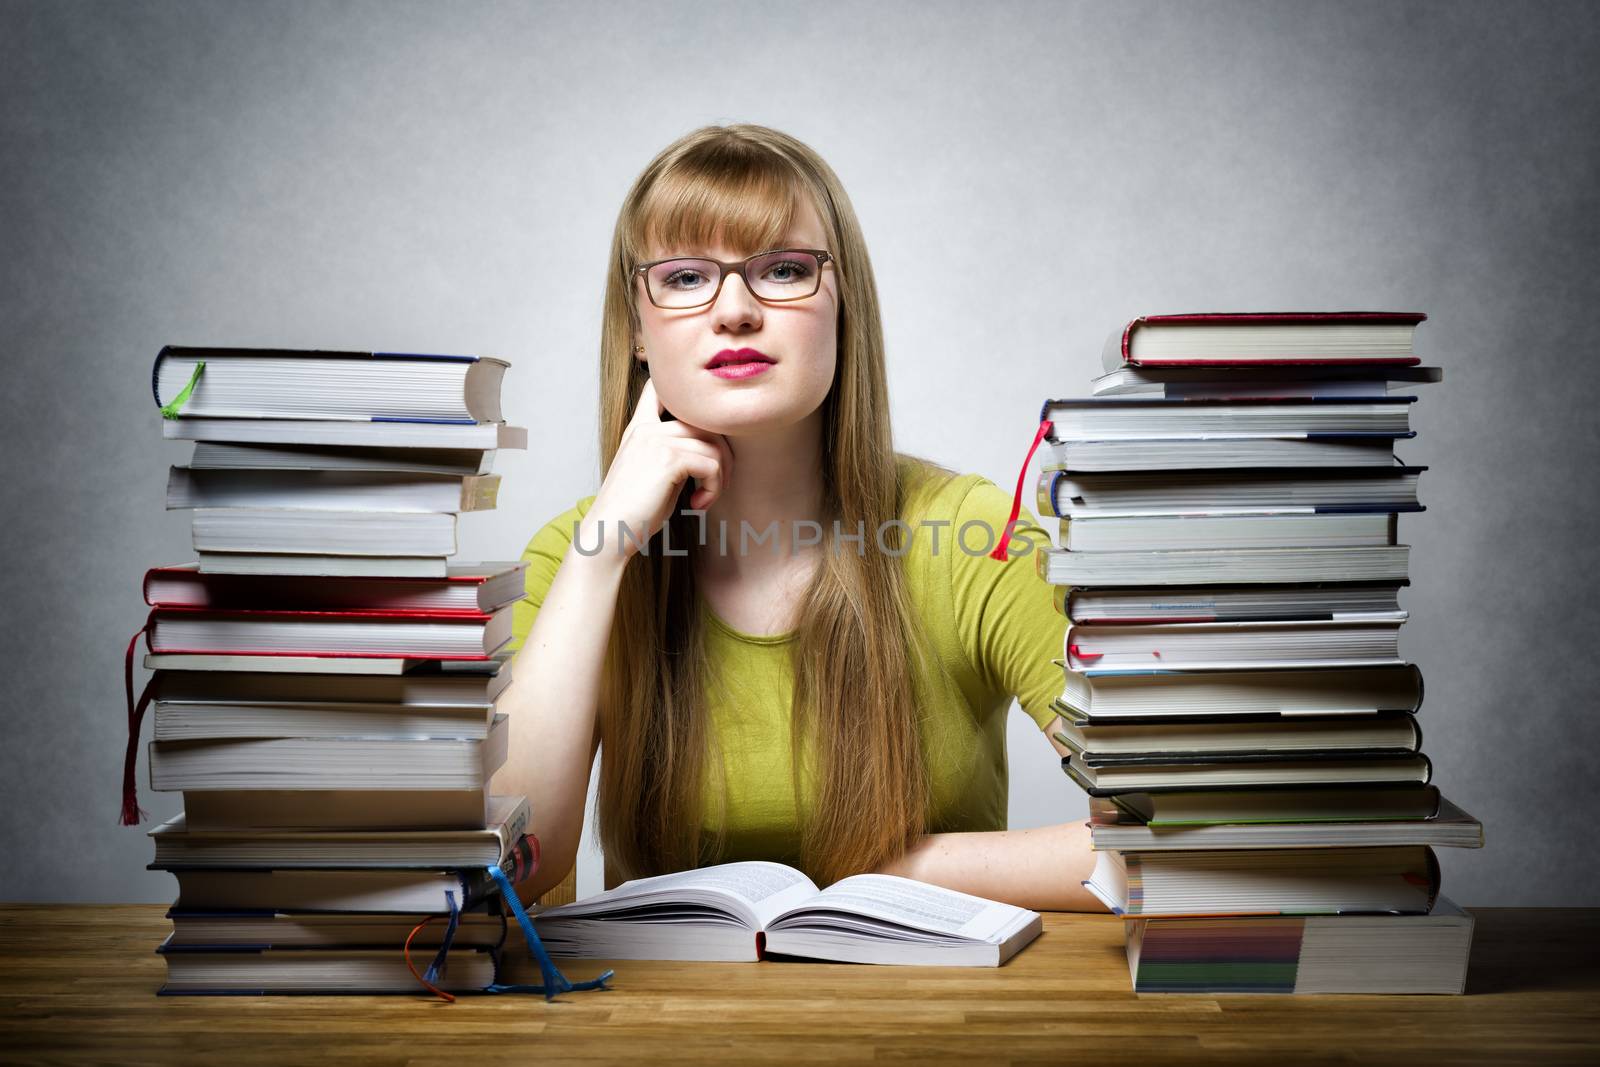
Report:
645,250,822,308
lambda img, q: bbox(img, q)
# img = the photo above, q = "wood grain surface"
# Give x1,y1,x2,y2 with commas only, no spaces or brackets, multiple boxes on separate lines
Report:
1,905,1596,1065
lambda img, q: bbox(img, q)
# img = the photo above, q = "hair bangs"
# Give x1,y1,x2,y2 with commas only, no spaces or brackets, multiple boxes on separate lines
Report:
629,148,807,263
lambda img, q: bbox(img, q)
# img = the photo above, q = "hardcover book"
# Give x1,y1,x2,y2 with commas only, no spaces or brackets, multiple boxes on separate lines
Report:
1102,312,1427,370
152,346,508,423
528,861,1042,967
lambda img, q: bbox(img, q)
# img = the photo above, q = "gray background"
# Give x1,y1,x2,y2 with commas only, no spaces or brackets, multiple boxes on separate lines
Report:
2,0,1596,906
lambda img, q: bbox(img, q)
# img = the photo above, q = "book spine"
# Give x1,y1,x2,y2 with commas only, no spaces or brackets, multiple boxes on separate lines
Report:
151,346,172,407
1129,916,1310,994
463,475,501,512
505,802,531,845
496,834,539,887
1422,846,1442,911
142,566,168,606
1102,319,1140,373
459,868,501,910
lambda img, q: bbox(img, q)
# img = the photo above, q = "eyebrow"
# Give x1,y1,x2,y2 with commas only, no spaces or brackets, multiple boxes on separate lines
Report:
651,244,818,262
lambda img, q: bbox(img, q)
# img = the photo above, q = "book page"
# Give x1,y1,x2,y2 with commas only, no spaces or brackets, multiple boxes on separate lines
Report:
538,861,819,929
770,874,1036,943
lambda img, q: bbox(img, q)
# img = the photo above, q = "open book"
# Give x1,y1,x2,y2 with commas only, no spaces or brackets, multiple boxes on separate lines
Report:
529,861,1042,967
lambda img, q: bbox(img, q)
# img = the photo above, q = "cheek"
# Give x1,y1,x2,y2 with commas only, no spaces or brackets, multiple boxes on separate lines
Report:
798,286,841,365
802,313,837,358
793,313,844,379
797,327,838,403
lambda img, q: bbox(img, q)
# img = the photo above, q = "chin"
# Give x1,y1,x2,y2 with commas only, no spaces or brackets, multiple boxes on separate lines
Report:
682,392,824,437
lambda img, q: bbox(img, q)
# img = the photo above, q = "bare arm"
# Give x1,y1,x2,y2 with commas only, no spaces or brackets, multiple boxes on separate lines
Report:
494,379,734,903
495,544,625,902
873,713,1109,912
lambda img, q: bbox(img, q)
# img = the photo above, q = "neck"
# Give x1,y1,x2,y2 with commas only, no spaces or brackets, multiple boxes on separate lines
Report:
698,409,826,571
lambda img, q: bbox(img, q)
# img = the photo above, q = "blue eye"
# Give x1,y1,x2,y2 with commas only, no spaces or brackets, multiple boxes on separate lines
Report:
662,268,710,290
762,260,813,285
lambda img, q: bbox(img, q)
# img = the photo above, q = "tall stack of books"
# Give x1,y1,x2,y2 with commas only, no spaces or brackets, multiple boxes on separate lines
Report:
1034,313,1483,994
127,346,587,996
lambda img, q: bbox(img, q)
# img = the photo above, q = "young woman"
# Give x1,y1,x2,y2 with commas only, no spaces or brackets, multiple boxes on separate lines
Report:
497,123,1104,912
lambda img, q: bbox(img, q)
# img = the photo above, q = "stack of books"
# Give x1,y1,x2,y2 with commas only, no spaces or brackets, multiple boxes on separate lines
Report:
1034,313,1483,994
128,346,578,996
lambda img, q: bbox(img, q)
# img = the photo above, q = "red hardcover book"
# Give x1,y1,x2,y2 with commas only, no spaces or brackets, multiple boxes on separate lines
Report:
144,605,514,659
142,562,525,615
1105,312,1426,370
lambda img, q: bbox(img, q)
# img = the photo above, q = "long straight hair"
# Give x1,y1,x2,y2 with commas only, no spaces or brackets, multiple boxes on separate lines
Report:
594,124,948,886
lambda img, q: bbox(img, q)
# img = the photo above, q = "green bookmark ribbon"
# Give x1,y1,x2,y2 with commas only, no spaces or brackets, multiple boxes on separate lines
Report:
159,361,205,419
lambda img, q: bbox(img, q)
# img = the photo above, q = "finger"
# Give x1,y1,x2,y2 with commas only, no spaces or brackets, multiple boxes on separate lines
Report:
664,440,726,508
658,422,734,495
669,449,725,511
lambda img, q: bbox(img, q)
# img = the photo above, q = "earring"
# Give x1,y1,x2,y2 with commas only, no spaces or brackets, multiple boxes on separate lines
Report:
632,345,645,355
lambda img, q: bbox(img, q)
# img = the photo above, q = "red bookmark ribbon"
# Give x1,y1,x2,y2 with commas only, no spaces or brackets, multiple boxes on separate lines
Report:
121,612,157,826
991,418,1052,562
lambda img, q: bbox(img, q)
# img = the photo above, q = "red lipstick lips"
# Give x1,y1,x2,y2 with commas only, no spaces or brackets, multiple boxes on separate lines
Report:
706,348,775,381
706,348,774,369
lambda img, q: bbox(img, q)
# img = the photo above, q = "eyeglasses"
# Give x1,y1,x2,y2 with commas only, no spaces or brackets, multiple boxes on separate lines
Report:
635,248,834,310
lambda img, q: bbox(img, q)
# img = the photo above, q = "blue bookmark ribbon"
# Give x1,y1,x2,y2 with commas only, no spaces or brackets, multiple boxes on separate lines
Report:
422,889,462,984
482,863,614,1000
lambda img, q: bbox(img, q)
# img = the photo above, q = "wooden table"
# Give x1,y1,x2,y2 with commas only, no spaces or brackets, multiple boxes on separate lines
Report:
2,905,1597,1065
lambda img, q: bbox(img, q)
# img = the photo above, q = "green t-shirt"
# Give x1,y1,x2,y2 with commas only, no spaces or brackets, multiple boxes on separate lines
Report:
505,459,1066,868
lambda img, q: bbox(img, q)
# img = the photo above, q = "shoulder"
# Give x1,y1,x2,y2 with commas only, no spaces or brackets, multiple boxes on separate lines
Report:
505,493,599,653
895,455,1040,551
896,454,982,524
522,493,599,562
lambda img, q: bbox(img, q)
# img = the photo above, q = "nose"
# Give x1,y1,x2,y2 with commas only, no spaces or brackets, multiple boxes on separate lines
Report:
708,269,763,334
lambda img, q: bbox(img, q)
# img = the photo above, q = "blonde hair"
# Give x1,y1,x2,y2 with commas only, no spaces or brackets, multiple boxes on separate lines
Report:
595,124,952,886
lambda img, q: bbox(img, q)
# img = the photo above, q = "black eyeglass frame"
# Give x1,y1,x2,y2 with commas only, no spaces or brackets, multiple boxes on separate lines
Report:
633,248,836,309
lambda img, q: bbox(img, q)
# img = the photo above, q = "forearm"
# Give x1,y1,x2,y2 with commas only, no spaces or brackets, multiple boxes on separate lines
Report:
876,820,1109,913
495,541,626,902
